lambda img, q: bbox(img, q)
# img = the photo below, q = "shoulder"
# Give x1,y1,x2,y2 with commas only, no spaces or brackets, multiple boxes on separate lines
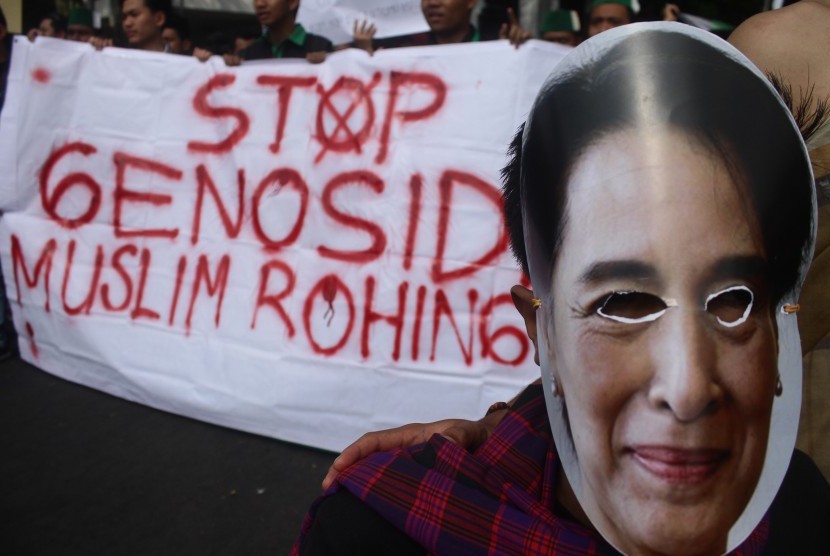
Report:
729,2,830,70
764,449,830,554
730,2,827,40
239,39,270,61
304,32,333,53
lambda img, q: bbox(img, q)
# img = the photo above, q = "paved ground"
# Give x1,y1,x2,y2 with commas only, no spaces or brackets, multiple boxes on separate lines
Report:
0,356,336,555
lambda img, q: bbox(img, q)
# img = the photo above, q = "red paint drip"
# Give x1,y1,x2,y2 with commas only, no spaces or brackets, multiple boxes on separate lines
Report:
25,321,39,358
321,275,338,326
32,68,51,84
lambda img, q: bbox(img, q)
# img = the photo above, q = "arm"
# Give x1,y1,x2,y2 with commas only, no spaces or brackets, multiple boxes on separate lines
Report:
499,7,531,49
321,380,540,490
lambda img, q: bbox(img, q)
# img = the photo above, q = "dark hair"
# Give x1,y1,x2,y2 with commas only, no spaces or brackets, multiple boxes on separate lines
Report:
163,10,190,41
43,12,68,34
0,6,6,28
203,30,234,56
232,24,261,41
502,28,813,305
123,0,173,17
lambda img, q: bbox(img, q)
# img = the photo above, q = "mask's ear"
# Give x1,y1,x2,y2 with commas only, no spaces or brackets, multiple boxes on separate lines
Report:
511,284,539,365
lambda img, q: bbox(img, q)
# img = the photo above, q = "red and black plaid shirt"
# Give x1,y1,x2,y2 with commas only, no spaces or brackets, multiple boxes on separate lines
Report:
293,385,769,555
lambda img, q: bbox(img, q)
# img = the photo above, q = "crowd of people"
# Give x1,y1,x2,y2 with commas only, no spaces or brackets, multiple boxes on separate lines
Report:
12,1,685,65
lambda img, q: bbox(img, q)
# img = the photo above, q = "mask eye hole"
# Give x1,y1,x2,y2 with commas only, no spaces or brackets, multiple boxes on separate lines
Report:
705,286,754,328
597,291,669,324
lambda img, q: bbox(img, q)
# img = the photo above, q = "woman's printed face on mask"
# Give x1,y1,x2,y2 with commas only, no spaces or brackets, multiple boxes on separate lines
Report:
545,128,777,556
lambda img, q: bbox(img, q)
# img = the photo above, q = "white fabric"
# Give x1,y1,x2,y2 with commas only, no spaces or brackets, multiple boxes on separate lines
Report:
297,0,429,45
0,37,565,452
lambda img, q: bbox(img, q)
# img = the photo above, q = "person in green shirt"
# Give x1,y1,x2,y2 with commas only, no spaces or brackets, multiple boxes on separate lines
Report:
194,0,332,65
241,0,332,62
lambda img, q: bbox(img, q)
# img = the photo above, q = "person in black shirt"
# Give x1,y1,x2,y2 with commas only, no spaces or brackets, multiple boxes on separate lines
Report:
194,0,332,65
241,0,332,61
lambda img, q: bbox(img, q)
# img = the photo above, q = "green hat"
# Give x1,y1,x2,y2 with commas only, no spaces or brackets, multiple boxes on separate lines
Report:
68,7,93,28
677,13,735,33
590,0,641,15
540,10,581,34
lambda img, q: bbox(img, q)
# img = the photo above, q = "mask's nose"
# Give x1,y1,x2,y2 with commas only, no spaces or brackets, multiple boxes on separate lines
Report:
647,309,723,422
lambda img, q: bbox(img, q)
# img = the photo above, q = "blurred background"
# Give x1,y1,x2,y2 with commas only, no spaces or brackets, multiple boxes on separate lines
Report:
0,0,795,46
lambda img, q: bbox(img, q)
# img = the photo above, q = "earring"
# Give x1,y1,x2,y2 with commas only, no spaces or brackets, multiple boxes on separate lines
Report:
531,297,542,310
775,375,783,397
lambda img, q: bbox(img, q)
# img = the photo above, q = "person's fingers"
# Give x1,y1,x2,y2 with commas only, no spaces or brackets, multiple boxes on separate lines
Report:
354,19,375,37
507,6,518,26
321,427,411,490
498,22,508,40
321,466,339,491
90,37,111,50
321,420,468,490
337,432,390,469
306,51,327,64
441,420,490,450
223,53,241,66
509,27,528,48
193,48,212,62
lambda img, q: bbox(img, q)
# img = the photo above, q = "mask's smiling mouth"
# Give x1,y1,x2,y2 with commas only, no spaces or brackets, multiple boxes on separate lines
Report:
628,446,730,484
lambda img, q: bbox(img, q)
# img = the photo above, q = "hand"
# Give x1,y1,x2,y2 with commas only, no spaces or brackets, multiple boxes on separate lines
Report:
88,36,113,51
499,7,531,48
192,47,213,62
353,19,377,54
305,51,327,64
27,28,39,42
663,3,680,21
321,412,507,490
222,53,242,66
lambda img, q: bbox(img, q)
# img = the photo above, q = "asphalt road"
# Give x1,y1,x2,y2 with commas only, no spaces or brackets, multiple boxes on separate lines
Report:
0,357,336,555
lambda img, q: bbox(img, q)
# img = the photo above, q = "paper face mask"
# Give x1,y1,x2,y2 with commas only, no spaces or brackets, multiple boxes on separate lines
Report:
518,23,815,555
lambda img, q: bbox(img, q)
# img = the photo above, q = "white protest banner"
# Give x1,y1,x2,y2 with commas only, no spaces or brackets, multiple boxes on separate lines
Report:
182,0,253,13
0,37,566,451
297,0,428,45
